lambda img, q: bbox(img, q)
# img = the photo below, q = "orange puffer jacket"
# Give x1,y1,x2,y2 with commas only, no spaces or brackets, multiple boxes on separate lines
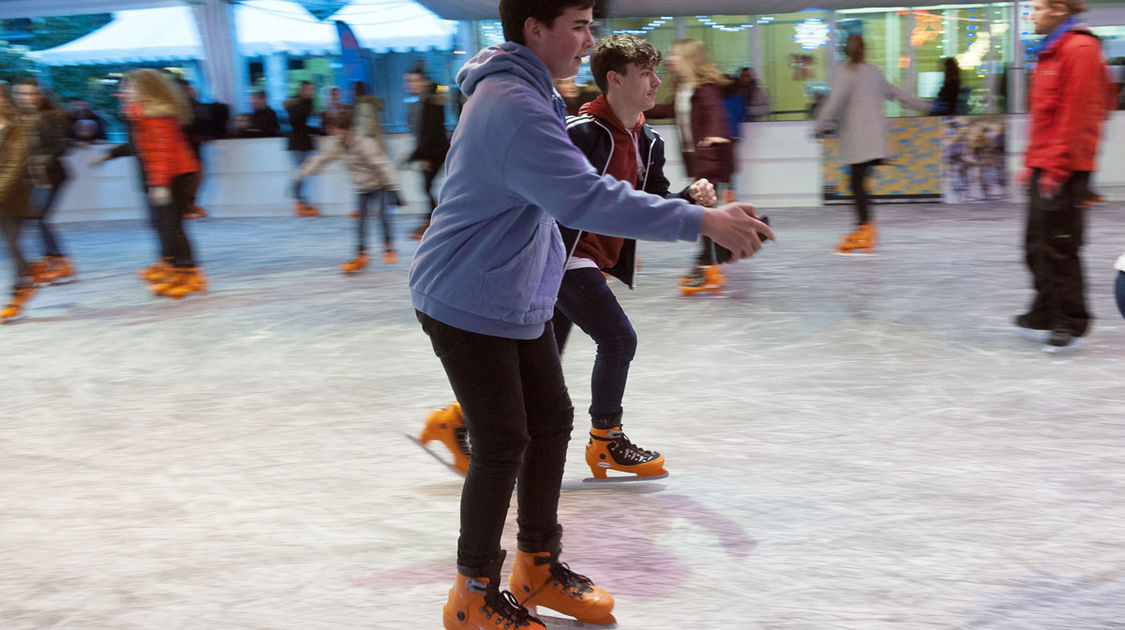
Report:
1025,25,1111,182
126,102,200,187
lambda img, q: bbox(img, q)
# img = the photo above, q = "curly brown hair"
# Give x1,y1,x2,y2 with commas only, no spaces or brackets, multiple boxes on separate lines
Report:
590,34,664,95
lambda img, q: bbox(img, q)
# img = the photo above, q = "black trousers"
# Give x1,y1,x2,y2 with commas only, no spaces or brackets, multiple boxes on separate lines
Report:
849,159,881,225
417,312,572,575
1,215,29,288
157,174,198,268
1023,169,1091,337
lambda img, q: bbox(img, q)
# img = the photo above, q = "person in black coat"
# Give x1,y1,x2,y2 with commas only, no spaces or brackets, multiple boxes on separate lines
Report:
404,65,449,238
244,91,280,138
285,81,321,216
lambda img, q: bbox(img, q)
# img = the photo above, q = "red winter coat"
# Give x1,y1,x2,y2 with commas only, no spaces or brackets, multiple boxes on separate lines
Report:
126,102,200,187
1025,26,1111,182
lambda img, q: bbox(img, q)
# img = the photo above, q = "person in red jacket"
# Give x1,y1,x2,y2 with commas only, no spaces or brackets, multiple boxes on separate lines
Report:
647,38,736,296
1017,0,1110,352
122,70,205,300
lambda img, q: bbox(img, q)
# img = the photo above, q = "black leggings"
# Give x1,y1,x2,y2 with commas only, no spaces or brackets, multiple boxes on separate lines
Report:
849,159,881,225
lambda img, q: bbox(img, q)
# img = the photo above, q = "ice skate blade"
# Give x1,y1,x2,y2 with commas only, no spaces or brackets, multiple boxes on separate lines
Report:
404,434,465,477
582,471,669,484
1015,326,1051,343
1042,338,1085,355
534,612,618,629
834,250,877,257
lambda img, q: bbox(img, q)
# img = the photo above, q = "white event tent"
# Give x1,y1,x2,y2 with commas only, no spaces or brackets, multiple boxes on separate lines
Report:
22,0,459,111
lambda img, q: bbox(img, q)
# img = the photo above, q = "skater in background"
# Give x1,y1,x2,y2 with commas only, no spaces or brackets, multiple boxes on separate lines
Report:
285,81,321,217
13,77,77,284
814,34,931,254
1,84,45,322
931,57,962,116
1116,249,1125,320
175,79,210,220
646,38,737,295
294,110,399,272
556,34,718,481
408,0,772,626
403,64,450,240
121,69,206,300
1015,0,1110,352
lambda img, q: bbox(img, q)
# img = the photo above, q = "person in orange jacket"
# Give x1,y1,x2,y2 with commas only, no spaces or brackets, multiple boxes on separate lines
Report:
122,70,206,300
1016,0,1111,353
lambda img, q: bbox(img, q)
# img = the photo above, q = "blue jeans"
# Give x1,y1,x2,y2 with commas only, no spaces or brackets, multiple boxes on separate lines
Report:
552,266,637,425
1115,271,1125,321
32,185,65,257
356,189,391,253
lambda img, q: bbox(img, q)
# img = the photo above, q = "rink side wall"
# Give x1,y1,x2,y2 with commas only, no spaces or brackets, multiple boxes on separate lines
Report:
49,111,1124,222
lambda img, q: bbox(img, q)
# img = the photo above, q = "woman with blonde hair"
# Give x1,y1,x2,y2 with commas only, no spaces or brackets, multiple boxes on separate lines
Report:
649,38,736,295
121,69,205,299
0,85,41,321
815,34,931,254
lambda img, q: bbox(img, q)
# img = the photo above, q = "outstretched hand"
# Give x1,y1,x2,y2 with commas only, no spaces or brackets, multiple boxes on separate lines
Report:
700,203,774,261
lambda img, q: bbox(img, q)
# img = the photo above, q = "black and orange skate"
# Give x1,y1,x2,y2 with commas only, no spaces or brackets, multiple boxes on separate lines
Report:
153,268,207,300
46,256,77,284
139,258,173,284
585,426,667,482
510,549,615,627
444,552,546,630
409,220,430,240
29,260,54,286
184,204,209,220
381,248,398,265
340,251,369,274
1,285,37,323
294,201,320,217
837,223,877,255
411,402,471,475
679,264,724,296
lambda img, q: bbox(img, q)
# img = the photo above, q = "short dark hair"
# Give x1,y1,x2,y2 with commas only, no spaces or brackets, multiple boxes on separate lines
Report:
13,76,39,88
589,34,662,95
499,0,595,45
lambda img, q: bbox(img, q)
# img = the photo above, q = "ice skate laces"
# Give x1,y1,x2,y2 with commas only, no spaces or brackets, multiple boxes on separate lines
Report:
485,589,538,628
541,557,595,597
455,426,471,457
606,430,658,464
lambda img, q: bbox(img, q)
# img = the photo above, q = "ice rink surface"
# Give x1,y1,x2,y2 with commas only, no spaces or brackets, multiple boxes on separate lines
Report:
3,202,1124,630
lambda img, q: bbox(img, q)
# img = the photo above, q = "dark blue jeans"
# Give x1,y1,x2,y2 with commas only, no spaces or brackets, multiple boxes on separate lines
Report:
417,311,572,574
32,185,65,257
356,189,391,253
290,150,312,202
552,267,637,425
1115,271,1125,321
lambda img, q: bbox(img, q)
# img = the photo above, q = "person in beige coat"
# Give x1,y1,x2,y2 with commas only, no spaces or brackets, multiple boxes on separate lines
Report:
296,110,399,272
0,85,42,322
815,34,932,253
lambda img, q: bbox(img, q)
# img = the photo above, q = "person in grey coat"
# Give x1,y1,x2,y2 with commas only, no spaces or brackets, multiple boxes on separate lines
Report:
815,34,931,253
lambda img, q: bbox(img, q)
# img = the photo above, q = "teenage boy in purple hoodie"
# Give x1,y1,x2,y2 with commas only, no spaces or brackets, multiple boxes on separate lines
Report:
408,0,773,627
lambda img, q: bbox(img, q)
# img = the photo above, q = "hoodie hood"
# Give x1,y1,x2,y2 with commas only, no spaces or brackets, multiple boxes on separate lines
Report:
581,95,644,135
457,42,557,101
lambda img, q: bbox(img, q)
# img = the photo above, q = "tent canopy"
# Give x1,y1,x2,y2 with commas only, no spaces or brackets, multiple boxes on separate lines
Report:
28,0,458,66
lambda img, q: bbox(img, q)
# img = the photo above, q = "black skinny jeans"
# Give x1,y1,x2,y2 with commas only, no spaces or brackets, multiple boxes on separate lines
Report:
1023,169,1091,337
417,311,573,575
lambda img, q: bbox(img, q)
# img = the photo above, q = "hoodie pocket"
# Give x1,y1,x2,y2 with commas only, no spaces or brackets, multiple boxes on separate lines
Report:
479,219,562,322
